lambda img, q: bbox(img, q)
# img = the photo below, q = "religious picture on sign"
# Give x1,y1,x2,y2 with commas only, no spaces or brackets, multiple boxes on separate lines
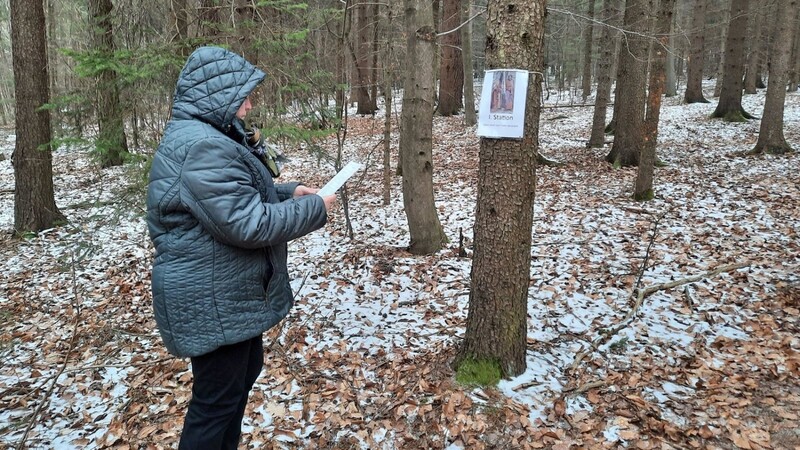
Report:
477,69,529,139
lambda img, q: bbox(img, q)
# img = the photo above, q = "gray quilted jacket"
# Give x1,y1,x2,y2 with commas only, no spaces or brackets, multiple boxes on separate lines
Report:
146,47,328,358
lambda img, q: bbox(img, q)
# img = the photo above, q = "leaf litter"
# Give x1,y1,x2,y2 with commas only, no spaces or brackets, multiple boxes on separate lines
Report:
0,87,799,449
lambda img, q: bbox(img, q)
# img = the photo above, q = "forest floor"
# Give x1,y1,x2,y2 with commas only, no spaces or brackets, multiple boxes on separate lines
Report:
1,88,799,450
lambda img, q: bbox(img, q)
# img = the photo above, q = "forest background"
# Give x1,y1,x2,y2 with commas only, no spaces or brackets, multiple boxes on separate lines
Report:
1,0,799,449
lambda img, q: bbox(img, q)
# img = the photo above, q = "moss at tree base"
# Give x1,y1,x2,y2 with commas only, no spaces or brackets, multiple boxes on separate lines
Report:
633,189,654,201
454,358,502,387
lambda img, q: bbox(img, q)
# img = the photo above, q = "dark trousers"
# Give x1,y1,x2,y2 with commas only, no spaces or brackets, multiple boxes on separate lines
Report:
179,335,263,450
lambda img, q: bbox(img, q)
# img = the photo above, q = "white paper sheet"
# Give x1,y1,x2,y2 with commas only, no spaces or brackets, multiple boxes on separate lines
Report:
317,161,363,196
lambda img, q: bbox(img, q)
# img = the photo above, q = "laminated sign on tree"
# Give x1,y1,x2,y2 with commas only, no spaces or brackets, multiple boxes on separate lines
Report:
477,69,529,139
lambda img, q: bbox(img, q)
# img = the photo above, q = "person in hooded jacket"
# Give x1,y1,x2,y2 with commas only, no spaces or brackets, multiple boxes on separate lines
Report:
146,46,335,449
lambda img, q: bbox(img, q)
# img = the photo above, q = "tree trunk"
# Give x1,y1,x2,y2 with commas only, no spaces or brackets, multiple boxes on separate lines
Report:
457,0,545,379
751,0,798,154
685,0,709,103
89,0,129,167
712,0,754,121
713,3,730,98
606,0,651,167
400,0,445,255
788,14,800,92
711,0,753,122
461,0,477,125
582,0,597,103
744,1,765,94
589,0,621,147
355,0,376,114
664,16,677,97
10,0,65,233
382,3,393,205
606,0,626,135
635,0,675,201
437,0,464,115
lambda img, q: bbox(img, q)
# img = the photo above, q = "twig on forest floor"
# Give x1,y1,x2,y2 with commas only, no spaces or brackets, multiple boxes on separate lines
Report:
563,380,607,396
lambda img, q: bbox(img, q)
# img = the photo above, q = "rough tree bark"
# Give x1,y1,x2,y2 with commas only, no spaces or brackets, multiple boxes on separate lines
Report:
355,0,377,114
89,0,129,167
457,0,545,378
589,0,621,147
582,0,596,103
712,0,754,121
437,0,464,115
685,0,709,103
606,0,651,167
10,0,65,233
635,0,675,200
400,0,445,255
750,0,798,154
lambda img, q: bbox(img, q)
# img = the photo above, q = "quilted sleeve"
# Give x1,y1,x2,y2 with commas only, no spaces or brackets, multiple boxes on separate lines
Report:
180,137,328,249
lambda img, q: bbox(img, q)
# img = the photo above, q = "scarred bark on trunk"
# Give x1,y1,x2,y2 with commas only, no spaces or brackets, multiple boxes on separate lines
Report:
458,0,545,378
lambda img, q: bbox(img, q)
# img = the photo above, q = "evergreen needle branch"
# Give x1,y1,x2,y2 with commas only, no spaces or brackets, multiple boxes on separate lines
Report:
18,251,82,450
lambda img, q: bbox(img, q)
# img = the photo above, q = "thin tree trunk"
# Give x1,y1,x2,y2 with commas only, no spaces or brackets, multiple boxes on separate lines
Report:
712,0,754,121
751,0,798,154
713,2,730,98
606,0,651,167
458,0,545,378
10,0,65,233
635,0,675,200
582,0,597,103
462,0,477,125
382,3,393,205
400,0,445,255
589,0,621,147
664,16,677,97
685,0,709,103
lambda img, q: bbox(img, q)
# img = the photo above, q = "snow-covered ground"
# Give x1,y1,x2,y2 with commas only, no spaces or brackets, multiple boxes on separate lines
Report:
1,85,799,449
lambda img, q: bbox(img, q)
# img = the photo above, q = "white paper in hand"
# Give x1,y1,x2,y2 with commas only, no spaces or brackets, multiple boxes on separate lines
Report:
317,161,363,197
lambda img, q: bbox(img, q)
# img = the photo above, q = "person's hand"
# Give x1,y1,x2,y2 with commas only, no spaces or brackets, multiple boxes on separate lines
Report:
321,194,337,212
293,185,318,198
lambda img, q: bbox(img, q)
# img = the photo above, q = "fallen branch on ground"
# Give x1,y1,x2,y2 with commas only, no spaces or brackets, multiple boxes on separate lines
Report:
569,261,748,372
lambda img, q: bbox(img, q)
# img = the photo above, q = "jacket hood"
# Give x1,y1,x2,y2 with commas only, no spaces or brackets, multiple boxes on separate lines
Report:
172,46,265,129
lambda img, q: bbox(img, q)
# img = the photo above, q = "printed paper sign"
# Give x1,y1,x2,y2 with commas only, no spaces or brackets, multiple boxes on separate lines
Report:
317,161,363,196
477,69,529,139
